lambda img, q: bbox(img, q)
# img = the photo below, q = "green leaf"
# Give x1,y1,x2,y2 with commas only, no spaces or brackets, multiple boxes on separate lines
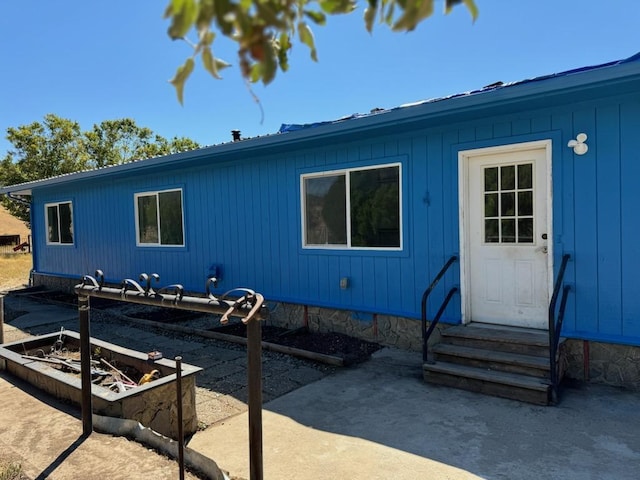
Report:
202,47,222,79
392,0,435,32
298,22,318,62
169,57,195,105
167,0,198,39
364,5,377,33
319,0,357,15
199,29,215,45
261,41,277,84
249,63,261,83
215,58,231,71
304,10,327,25
445,0,477,19
462,0,479,21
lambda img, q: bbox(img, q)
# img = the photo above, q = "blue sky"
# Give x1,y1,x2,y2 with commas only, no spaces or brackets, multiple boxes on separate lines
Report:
1,1,638,158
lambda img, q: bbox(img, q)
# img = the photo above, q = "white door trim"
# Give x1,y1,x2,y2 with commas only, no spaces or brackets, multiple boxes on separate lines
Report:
458,140,554,326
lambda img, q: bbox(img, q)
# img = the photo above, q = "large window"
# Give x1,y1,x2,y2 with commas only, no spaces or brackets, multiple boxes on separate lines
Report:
45,201,74,245
135,189,184,246
302,163,401,249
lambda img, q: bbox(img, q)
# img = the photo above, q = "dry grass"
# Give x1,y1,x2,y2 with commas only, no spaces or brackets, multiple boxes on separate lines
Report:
0,254,32,291
0,458,27,480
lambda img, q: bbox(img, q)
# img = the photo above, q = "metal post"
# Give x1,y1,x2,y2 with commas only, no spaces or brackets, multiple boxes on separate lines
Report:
0,295,4,345
247,319,263,480
78,294,93,436
175,356,185,480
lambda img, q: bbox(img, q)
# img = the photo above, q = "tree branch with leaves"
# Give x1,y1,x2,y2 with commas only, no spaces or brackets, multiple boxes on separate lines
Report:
165,0,478,103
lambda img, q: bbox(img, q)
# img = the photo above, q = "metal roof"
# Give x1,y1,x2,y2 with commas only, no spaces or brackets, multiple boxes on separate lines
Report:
2,52,639,197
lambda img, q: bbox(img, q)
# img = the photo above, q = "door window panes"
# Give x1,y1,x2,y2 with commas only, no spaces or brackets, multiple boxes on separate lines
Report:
483,162,535,244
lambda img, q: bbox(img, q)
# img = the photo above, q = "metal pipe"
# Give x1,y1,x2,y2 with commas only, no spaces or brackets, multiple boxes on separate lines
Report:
247,319,263,480
74,283,267,320
176,356,185,480
0,295,4,344
583,340,590,382
78,294,93,436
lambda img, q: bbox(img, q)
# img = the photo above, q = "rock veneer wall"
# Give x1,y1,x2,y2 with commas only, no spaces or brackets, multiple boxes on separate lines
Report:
96,375,199,439
564,339,640,391
267,302,425,352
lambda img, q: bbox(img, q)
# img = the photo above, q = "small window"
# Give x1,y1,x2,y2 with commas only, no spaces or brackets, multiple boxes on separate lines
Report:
45,202,74,245
302,163,402,249
135,189,184,246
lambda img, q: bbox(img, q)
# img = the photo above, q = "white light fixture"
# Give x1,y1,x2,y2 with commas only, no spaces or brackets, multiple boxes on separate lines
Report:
568,133,588,155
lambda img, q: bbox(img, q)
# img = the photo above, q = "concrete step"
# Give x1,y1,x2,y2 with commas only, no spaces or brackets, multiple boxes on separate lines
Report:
432,343,550,378
423,361,552,406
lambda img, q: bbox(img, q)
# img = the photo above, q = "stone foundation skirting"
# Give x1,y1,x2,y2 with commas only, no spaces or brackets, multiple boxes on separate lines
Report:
564,339,640,391
266,302,428,352
32,272,78,292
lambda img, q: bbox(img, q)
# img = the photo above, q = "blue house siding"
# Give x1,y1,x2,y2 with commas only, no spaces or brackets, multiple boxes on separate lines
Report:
5,56,640,350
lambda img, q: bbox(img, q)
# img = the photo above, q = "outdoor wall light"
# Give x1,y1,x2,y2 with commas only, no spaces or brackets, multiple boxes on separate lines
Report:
340,277,349,289
568,133,588,155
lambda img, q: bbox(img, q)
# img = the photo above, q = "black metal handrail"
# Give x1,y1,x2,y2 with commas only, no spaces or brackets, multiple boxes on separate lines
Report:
422,256,459,363
548,253,572,400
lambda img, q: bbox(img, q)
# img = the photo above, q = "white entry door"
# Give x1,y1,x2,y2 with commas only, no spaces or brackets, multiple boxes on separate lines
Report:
460,142,552,329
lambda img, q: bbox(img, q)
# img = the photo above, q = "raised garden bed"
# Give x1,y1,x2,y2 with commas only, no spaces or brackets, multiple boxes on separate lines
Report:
0,331,202,440
19,289,382,366
209,324,382,366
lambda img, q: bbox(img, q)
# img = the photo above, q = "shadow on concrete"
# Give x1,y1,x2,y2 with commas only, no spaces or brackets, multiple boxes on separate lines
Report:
260,348,640,480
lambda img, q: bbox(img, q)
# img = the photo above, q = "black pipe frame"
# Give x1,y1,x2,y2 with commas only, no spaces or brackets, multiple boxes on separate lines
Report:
74,272,266,480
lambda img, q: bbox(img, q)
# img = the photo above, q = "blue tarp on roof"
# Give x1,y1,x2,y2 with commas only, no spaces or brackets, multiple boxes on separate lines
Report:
278,52,640,135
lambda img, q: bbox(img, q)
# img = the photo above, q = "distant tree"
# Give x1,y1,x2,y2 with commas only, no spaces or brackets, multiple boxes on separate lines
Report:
0,114,200,223
84,119,200,167
164,0,478,103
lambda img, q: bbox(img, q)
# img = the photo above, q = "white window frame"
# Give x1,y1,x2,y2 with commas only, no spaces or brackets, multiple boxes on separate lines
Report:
134,188,185,247
300,162,403,250
45,201,74,245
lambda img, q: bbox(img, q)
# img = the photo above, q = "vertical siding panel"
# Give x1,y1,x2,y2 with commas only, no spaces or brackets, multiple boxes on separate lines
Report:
350,256,364,308
475,125,492,141
531,115,552,133
442,130,461,320
572,109,598,334
551,111,577,332
384,140,399,157
362,257,375,307
373,257,389,310
359,144,372,160
411,134,429,315
316,255,329,305
595,105,623,336
425,132,446,319
512,118,532,136
258,158,274,297
398,137,416,315
371,142,385,159
493,122,512,138
296,153,315,302
458,128,475,144
247,160,260,289
620,100,640,338
327,256,341,305
222,165,235,286
277,156,292,300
